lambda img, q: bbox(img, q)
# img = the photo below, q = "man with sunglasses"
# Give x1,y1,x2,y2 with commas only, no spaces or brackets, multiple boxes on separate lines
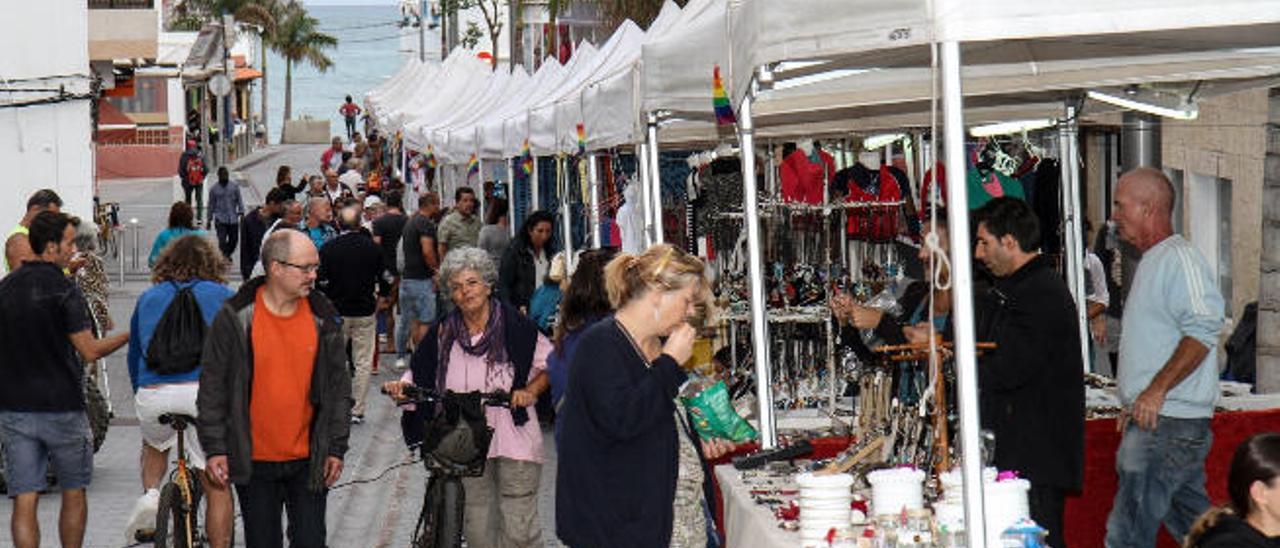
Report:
197,229,352,547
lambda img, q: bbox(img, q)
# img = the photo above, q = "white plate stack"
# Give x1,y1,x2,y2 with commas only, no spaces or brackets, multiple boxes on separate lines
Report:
867,467,926,517
796,472,854,546
934,468,1031,545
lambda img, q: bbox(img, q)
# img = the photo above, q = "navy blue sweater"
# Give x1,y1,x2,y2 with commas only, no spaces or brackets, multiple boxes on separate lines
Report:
555,318,689,548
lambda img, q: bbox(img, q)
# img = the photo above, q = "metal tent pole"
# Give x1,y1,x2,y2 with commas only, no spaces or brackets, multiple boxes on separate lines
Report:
589,153,601,248
559,155,574,270
1059,105,1091,373
509,158,518,238
738,85,777,449
477,156,486,219
532,154,541,212
638,142,654,247
941,40,988,547
647,112,664,245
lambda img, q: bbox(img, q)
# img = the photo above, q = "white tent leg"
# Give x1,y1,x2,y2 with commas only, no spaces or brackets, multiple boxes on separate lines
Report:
638,142,654,248
589,153,601,248
647,112,664,245
738,89,777,449
1059,106,1091,374
560,156,574,271
532,155,541,214
941,40,989,547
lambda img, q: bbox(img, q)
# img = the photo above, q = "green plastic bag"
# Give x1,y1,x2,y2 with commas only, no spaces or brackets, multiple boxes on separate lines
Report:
681,380,758,443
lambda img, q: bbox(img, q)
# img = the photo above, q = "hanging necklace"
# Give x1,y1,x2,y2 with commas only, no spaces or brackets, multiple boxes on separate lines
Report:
615,317,654,368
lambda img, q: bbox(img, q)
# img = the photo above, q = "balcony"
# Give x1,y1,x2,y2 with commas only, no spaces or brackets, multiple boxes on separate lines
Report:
89,0,158,61
89,0,154,9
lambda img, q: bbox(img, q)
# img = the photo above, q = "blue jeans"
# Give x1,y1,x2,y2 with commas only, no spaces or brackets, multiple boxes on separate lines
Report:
397,278,436,357
1105,416,1212,547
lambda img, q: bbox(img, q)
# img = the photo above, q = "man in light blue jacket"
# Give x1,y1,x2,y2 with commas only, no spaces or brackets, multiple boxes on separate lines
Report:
1105,167,1225,547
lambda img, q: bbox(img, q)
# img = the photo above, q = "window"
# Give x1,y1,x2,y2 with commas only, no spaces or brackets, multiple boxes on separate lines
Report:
106,76,167,116
1218,178,1233,318
1187,172,1232,318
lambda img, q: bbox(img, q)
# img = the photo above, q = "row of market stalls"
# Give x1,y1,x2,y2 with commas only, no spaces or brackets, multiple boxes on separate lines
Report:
365,0,1280,545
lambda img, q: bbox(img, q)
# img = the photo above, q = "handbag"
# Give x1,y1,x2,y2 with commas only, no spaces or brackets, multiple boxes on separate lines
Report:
422,392,494,470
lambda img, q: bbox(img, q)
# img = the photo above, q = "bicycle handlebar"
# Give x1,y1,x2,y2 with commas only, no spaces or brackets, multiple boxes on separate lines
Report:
382,384,511,408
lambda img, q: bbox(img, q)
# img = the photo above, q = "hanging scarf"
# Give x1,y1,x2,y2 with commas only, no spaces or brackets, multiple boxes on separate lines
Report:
435,297,509,390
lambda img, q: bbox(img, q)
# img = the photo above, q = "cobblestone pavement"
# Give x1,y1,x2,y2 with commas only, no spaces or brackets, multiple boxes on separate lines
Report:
0,146,563,547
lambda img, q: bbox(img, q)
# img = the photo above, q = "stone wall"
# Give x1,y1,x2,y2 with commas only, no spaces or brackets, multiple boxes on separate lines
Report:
1258,90,1280,393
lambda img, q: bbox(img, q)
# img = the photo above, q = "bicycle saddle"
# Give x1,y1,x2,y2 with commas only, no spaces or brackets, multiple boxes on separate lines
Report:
158,413,196,430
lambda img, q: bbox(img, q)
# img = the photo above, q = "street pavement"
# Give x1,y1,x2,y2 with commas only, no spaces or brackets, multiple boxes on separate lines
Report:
0,145,563,547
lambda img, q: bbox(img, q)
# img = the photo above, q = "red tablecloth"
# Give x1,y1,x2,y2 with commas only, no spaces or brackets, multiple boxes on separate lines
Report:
710,408,1280,547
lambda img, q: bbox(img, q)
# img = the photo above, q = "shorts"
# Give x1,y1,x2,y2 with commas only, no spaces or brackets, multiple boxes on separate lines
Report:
0,410,93,495
400,277,438,323
135,383,206,470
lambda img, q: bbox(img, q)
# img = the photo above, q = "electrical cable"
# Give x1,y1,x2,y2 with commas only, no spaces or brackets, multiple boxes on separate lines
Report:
321,20,403,32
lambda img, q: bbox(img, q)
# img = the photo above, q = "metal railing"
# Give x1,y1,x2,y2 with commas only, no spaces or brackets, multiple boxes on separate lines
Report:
89,0,154,9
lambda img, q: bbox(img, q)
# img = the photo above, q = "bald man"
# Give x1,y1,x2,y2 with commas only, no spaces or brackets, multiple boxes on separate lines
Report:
197,229,351,547
1104,167,1224,547
316,207,389,423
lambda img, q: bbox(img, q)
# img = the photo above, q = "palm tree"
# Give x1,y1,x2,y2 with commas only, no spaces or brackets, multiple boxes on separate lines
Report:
272,3,337,132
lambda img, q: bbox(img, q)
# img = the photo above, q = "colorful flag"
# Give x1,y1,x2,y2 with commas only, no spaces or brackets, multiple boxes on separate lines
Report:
576,123,587,155
520,139,533,175
425,145,437,169
467,153,479,179
712,65,736,126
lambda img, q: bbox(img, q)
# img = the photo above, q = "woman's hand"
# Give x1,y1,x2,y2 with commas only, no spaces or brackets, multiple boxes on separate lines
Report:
663,323,697,365
510,388,536,408
850,305,883,330
902,323,931,344
700,438,736,460
382,380,410,402
829,293,854,324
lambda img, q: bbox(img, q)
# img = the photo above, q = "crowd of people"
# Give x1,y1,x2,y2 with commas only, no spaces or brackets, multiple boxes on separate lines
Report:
0,136,1275,548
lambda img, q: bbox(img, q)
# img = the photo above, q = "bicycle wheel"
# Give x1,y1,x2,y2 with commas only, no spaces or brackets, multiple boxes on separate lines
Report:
155,480,201,548
431,477,464,548
84,377,110,453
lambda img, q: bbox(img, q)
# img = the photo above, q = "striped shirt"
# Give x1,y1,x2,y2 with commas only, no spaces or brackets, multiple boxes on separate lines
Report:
1117,235,1224,418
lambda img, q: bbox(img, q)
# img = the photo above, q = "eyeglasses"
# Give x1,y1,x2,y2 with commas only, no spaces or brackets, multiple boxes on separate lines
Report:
278,261,320,274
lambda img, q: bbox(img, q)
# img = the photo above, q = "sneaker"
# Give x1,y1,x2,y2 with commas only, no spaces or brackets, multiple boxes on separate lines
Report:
351,415,364,424
394,357,407,371
124,488,160,543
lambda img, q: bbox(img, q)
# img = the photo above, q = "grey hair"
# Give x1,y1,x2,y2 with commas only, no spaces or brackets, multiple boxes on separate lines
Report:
439,246,498,290
304,196,329,219
73,220,98,253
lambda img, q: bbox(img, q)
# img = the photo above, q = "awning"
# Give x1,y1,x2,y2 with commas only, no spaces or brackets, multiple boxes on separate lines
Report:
234,67,263,82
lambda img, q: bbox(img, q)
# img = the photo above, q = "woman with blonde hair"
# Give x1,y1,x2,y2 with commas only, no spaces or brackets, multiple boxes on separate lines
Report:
556,243,732,548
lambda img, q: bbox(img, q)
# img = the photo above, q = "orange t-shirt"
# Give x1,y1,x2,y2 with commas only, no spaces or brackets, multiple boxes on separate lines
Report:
249,288,318,461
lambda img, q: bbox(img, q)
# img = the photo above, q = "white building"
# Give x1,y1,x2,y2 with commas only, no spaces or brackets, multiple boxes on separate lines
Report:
0,1,95,233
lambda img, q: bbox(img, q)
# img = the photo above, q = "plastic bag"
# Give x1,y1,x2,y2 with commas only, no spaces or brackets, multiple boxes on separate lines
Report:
681,380,758,443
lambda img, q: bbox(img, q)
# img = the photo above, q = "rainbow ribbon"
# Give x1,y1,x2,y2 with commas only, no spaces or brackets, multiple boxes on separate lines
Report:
425,145,437,169
712,65,737,126
520,139,533,175
576,123,587,155
467,154,479,178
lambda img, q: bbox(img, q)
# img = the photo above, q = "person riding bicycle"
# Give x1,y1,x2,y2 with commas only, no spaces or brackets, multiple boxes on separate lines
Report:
385,247,551,548
123,235,234,547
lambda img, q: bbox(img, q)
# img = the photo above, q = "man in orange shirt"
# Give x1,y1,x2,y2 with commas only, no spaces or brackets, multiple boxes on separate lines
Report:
196,229,352,547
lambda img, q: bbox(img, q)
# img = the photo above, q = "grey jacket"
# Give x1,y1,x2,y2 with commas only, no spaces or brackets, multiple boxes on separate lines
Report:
196,277,352,491
207,180,244,226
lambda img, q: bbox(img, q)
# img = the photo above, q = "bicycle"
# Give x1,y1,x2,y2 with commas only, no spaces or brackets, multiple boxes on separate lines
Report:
385,384,510,548
93,198,121,260
147,413,232,548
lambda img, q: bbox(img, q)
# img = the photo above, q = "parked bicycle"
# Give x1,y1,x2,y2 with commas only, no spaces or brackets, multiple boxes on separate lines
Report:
144,413,233,548
384,384,510,548
93,198,121,260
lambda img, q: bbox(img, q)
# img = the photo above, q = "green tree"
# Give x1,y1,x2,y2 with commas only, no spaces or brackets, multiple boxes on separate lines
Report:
440,0,505,69
272,3,337,130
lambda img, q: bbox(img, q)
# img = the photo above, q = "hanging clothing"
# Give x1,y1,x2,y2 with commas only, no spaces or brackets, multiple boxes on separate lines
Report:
919,162,947,219
780,148,835,204
966,167,1025,210
1032,159,1063,255
834,163,905,242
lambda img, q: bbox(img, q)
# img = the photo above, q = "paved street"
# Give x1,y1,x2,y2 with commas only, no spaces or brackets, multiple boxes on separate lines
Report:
0,145,562,547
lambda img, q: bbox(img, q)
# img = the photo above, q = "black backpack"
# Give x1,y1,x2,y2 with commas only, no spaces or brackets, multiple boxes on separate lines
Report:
145,283,207,376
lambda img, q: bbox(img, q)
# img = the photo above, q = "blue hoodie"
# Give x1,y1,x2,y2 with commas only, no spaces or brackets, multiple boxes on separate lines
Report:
127,279,234,391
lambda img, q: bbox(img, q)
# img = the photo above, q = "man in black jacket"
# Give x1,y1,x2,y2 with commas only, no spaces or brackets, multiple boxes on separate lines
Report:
973,197,1084,548
318,207,390,423
238,187,286,280
197,229,351,547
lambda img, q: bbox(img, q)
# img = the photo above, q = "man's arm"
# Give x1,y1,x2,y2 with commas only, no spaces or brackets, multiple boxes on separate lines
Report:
1129,337,1210,430
422,236,439,272
1086,301,1107,320
5,234,33,272
69,329,129,363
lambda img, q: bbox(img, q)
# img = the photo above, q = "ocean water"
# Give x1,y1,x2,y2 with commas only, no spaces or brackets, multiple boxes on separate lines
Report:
262,4,424,143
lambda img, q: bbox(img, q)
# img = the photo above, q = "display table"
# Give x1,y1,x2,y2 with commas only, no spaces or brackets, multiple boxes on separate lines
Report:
711,407,1280,547
714,464,807,548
